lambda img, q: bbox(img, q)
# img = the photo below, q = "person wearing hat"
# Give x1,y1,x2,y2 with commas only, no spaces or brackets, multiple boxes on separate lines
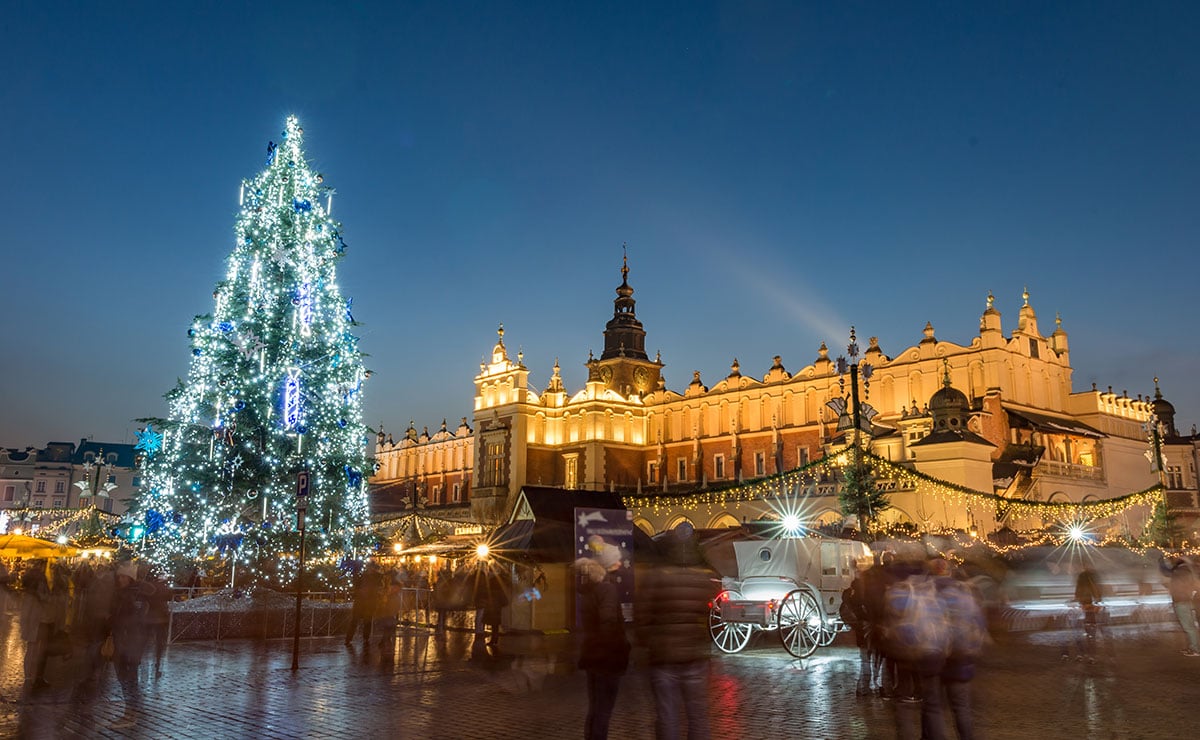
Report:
109,560,155,728
575,553,631,740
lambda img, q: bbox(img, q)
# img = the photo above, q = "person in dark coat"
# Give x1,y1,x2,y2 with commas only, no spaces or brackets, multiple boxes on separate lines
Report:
576,557,631,740
72,560,115,695
345,563,383,648
474,559,510,648
146,570,172,676
840,566,872,697
109,560,155,729
635,523,719,740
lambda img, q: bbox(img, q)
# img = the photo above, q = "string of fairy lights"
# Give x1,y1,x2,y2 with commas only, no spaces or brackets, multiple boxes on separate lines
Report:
0,506,120,538
132,117,372,586
623,449,1165,528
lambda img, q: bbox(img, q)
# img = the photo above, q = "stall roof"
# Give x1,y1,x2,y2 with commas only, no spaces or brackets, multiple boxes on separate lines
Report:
506,487,627,525
0,533,78,558
493,487,653,562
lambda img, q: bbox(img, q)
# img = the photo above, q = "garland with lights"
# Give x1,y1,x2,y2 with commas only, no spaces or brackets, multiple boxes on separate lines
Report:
132,117,373,587
623,450,1165,524
0,506,120,535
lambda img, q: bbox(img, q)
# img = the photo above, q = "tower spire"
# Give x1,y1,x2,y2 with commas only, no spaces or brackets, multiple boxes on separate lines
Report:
600,248,648,360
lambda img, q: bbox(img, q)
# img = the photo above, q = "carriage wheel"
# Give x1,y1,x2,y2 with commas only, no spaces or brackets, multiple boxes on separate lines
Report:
817,621,839,647
709,590,753,654
777,589,822,658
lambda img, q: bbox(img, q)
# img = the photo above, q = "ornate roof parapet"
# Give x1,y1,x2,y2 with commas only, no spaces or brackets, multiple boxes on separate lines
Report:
813,342,832,375
763,355,791,383
1015,286,1041,337
980,291,1003,335
1049,312,1069,357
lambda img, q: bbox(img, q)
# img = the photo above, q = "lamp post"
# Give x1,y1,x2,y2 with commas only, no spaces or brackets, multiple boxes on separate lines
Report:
292,469,310,671
828,327,881,540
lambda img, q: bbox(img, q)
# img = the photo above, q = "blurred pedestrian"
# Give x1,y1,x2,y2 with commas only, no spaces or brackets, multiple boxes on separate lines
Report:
146,569,173,676
19,558,58,690
474,559,510,648
877,555,941,740
839,564,872,697
1160,556,1200,656
918,558,987,740
72,560,115,694
109,560,155,729
345,562,383,648
576,556,631,740
432,562,454,634
635,522,718,740
377,570,404,649
1070,568,1102,663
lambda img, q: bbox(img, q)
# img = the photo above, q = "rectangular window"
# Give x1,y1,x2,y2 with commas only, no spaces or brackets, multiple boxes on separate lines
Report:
1029,338,1039,359
35,481,45,493
452,483,461,502
102,498,112,513
3,485,13,502
1167,465,1184,489
565,454,579,490
677,458,687,482
132,476,141,488
755,452,766,477
34,498,45,507
52,497,64,508
480,438,506,488
54,480,65,494
107,474,117,484
714,454,726,480
647,462,658,484
798,447,810,467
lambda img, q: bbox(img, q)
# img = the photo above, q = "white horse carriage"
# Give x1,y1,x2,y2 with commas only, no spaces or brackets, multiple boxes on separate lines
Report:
708,535,872,658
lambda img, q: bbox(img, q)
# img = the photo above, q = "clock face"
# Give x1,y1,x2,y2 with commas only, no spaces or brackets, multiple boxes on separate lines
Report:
599,366,613,383
634,367,649,388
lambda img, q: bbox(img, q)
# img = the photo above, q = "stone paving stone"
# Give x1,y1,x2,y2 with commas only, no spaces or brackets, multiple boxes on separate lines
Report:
2,606,1200,739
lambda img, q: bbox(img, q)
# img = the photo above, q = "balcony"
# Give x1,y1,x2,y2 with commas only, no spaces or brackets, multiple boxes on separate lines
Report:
1033,460,1105,482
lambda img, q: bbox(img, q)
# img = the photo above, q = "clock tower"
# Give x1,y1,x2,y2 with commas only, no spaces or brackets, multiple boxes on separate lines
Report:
586,253,663,397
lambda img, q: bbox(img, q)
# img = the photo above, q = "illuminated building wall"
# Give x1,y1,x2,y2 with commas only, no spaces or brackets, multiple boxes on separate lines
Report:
374,264,1185,536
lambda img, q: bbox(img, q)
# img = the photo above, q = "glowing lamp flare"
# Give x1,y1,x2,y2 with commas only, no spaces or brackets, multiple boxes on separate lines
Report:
475,543,490,560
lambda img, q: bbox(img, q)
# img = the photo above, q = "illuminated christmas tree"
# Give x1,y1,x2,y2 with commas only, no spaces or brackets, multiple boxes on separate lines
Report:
135,116,372,586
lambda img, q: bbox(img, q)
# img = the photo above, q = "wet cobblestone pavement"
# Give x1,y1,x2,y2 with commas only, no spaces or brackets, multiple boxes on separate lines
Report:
2,606,1199,740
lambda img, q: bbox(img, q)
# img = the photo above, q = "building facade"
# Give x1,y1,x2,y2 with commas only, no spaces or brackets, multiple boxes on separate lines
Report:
371,263,1195,542
0,440,138,536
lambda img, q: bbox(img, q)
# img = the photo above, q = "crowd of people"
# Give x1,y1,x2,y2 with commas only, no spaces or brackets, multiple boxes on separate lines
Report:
0,555,171,729
840,552,988,740
343,558,514,651
2,537,1196,739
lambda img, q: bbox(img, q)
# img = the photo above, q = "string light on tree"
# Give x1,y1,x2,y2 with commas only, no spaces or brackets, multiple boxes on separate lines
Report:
133,117,373,587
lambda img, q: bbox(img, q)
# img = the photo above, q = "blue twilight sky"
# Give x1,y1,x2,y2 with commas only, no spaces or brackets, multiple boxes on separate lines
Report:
2,1,1198,448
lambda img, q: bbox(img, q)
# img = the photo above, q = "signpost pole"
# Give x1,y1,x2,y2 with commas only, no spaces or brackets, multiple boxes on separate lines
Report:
291,470,309,671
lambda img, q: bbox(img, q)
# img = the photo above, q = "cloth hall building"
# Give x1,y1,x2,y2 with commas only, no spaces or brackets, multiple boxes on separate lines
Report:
371,262,1198,542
